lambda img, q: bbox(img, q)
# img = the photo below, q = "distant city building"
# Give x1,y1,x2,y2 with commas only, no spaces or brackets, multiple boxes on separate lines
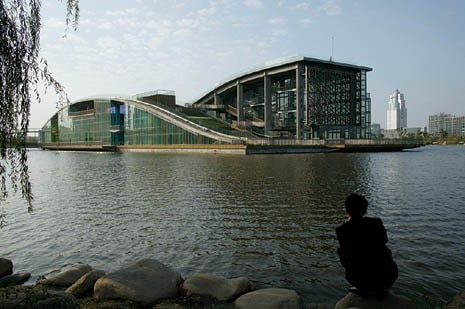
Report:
386,89,407,130
404,127,423,136
450,116,465,136
381,127,423,139
381,129,400,139
371,123,381,138
429,113,465,136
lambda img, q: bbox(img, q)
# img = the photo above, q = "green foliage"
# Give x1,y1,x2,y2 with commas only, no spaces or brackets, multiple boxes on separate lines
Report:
424,134,465,145
0,0,79,212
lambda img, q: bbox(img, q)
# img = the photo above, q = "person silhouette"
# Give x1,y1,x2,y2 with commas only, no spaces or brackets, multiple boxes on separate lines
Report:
336,193,398,299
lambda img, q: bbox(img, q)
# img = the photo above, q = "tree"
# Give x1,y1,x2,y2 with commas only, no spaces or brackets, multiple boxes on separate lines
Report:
0,0,79,219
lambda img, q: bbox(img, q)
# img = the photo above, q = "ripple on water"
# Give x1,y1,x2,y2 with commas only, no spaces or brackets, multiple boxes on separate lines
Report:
1,147,465,305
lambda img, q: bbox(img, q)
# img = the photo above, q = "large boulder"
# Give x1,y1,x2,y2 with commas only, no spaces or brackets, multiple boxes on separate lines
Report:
447,291,465,309
335,291,414,309
93,258,183,306
66,269,105,297
180,273,250,301
39,263,92,287
0,272,31,288
0,258,13,278
234,288,301,309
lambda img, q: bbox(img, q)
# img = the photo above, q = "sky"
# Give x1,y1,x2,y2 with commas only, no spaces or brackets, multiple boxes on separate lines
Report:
31,0,465,129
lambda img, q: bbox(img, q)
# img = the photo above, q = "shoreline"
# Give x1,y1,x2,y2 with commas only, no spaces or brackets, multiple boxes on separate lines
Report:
2,258,464,308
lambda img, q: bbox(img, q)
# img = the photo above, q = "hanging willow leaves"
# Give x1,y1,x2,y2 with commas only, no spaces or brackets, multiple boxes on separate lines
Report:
0,0,79,215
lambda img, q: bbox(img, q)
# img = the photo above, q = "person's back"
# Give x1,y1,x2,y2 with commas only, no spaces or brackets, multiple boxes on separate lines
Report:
336,193,398,298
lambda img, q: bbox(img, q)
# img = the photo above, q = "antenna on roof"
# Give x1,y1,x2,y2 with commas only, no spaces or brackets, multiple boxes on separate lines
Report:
330,36,334,62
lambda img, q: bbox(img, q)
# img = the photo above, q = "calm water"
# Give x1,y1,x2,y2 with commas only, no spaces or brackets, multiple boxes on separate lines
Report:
1,146,465,306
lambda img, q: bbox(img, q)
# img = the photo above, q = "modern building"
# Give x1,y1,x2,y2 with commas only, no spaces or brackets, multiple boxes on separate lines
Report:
39,56,421,153
39,90,246,153
192,56,372,140
386,89,407,130
428,113,465,136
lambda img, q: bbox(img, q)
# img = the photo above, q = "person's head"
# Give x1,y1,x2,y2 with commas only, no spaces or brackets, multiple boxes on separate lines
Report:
345,193,368,218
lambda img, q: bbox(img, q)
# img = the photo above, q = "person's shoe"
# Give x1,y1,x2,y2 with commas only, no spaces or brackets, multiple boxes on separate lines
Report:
349,287,388,300
348,287,368,298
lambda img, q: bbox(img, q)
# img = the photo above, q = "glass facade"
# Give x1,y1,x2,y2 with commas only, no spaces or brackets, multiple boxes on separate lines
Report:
41,58,373,149
272,75,297,131
199,60,371,140
194,57,372,140
40,99,217,146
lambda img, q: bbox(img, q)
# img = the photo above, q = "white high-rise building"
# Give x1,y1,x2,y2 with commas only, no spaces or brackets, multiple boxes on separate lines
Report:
386,89,407,129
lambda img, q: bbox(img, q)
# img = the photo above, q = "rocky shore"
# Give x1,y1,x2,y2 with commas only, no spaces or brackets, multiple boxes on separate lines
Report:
1,257,464,308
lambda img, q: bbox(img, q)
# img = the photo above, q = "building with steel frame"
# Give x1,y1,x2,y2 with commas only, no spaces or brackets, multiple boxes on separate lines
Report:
192,56,372,140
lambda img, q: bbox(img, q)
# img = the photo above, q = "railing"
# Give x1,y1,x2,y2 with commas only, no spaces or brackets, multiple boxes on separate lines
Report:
68,109,95,117
245,138,424,147
246,139,325,146
41,141,104,146
345,139,424,145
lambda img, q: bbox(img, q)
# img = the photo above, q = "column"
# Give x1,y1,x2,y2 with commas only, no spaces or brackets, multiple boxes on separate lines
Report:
214,93,222,106
296,64,304,140
264,73,272,135
236,81,244,123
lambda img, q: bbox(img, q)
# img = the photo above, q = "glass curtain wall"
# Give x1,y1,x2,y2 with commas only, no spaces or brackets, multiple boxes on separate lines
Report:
271,75,297,132
41,100,218,145
124,104,216,145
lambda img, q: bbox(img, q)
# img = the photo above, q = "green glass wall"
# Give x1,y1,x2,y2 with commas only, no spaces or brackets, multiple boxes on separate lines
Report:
40,100,217,146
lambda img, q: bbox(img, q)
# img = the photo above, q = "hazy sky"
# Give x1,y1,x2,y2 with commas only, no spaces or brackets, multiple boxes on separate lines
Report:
32,0,465,129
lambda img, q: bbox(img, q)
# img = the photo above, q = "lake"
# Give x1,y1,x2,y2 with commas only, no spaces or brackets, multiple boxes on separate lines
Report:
1,145,464,306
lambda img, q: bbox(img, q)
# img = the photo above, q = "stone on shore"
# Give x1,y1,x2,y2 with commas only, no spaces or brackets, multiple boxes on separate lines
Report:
0,258,13,278
335,291,415,309
234,288,301,309
39,263,93,287
0,272,31,288
0,285,78,308
180,273,250,301
447,291,465,309
66,269,105,297
93,258,183,306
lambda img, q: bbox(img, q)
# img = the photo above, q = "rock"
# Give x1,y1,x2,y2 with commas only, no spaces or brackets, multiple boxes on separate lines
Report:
154,295,237,308
447,291,465,309
0,285,77,308
94,258,183,306
0,272,31,287
39,263,92,287
335,291,415,309
37,290,78,308
66,269,105,297
180,273,250,301
234,288,301,309
0,258,13,278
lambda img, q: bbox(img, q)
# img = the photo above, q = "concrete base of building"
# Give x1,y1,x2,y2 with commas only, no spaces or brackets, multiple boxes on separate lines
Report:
118,144,247,154
40,141,424,155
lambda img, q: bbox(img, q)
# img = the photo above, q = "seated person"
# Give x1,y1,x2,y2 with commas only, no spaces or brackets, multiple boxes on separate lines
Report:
336,193,398,298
